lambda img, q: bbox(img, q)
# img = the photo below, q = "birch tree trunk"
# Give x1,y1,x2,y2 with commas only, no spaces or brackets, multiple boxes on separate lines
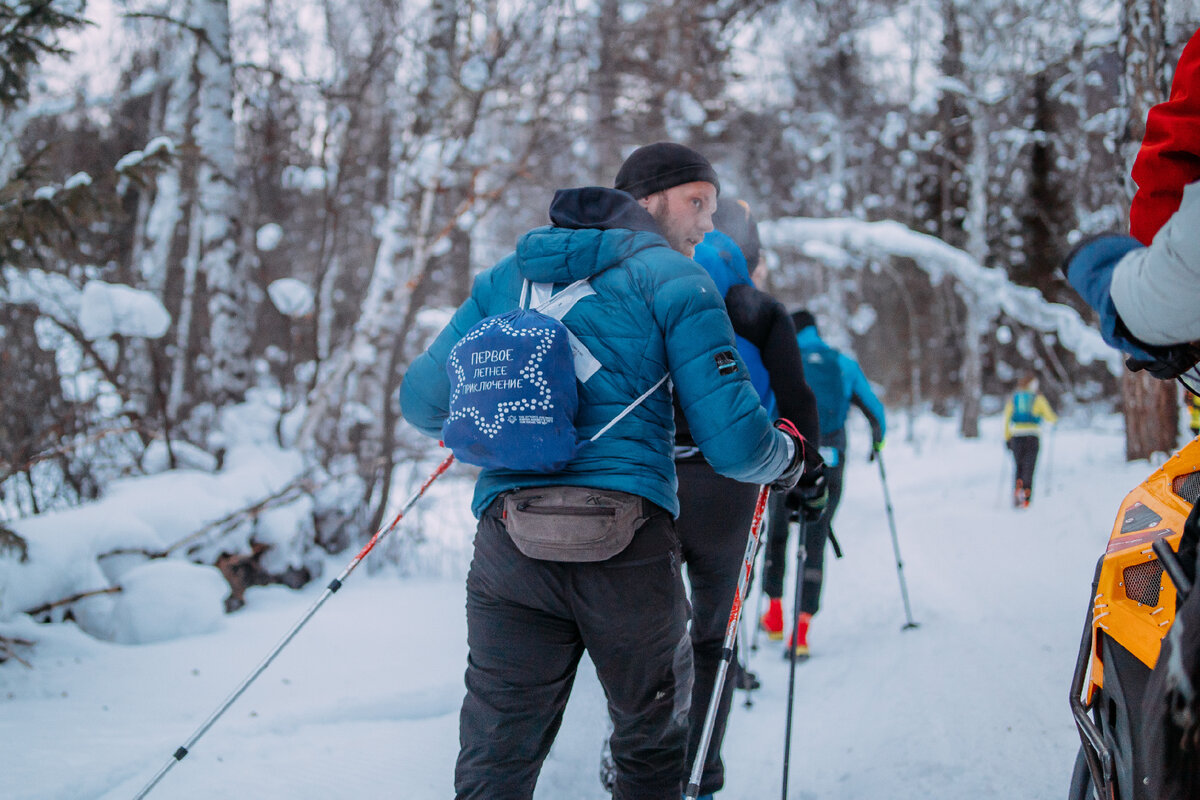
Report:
193,0,253,407
958,109,991,438
1119,0,1177,460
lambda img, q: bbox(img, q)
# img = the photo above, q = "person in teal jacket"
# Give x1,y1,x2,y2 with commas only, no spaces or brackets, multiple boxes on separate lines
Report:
400,142,807,800
760,310,886,657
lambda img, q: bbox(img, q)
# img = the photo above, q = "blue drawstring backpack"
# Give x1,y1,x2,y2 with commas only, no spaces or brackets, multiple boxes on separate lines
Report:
442,278,666,472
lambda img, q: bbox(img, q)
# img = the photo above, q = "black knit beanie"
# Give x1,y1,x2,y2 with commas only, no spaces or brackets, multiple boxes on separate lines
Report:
712,197,760,269
791,309,817,333
614,142,720,200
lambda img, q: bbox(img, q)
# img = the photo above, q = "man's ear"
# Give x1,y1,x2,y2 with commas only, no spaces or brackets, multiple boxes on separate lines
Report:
637,193,657,211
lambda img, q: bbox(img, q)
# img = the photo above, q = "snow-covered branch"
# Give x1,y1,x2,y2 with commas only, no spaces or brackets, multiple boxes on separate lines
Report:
761,216,1124,376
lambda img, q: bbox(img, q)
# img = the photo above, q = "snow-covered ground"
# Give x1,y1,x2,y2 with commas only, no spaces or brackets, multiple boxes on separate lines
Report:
0,411,1162,799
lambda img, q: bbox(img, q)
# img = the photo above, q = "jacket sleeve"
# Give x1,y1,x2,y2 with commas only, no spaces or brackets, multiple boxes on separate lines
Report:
1130,30,1200,245
1065,234,1156,359
1002,399,1014,441
398,276,490,439
724,285,821,460
1110,181,1200,347
650,259,792,484
1034,395,1058,425
843,355,886,444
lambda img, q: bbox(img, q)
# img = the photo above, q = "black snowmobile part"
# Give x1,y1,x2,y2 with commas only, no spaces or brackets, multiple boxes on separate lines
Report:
1072,618,1155,799
1072,557,1117,799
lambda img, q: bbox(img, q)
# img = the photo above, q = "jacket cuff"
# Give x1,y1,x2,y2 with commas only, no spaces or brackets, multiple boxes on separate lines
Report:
1066,234,1155,360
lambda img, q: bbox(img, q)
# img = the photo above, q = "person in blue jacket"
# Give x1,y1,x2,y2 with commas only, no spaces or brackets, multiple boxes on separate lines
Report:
399,142,808,800
759,309,886,657
675,198,825,799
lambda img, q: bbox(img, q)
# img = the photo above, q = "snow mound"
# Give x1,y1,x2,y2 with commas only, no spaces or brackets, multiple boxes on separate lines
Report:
267,277,314,318
78,280,171,340
107,560,228,644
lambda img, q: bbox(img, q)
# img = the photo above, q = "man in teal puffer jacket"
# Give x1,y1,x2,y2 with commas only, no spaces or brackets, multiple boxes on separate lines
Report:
400,142,808,800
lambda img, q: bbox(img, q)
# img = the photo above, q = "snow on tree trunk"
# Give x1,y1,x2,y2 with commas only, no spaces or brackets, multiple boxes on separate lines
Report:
297,179,436,451
299,0,458,458
955,110,993,438
193,0,252,407
138,48,191,295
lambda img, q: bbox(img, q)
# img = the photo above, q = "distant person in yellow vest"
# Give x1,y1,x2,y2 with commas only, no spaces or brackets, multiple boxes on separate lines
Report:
1187,391,1200,438
1003,374,1058,508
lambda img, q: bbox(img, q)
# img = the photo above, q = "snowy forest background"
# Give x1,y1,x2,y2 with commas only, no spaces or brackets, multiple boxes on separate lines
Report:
2,0,1200,650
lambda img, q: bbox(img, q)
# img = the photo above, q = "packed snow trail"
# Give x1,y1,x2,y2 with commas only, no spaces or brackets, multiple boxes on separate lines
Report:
0,413,1159,798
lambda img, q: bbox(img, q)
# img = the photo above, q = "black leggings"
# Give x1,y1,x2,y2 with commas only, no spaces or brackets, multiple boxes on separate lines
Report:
1010,435,1040,494
762,452,846,616
674,459,760,797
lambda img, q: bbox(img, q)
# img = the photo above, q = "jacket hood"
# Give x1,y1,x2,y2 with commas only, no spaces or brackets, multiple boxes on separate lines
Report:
515,187,670,283
796,326,828,349
692,230,752,297
549,186,661,233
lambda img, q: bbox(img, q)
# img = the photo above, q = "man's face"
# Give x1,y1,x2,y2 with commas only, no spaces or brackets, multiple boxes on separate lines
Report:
640,181,718,257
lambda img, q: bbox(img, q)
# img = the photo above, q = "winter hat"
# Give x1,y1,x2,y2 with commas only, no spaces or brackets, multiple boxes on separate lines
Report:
712,197,760,269
614,142,720,200
791,309,817,333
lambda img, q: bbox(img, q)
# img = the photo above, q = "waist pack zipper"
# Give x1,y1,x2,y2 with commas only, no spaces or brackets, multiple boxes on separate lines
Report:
515,500,616,516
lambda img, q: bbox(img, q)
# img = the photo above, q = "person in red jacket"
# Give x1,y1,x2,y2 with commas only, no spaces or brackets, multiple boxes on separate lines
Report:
1067,28,1200,382
1130,28,1200,246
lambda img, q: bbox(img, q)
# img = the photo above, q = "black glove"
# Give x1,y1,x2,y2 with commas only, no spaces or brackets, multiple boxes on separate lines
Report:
770,419,806,492
1125,342,1200,381
787,463,828,522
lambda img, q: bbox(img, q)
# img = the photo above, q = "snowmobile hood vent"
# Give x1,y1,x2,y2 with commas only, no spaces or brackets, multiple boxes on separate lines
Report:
1173,471,1200,505
1122,559,1164,607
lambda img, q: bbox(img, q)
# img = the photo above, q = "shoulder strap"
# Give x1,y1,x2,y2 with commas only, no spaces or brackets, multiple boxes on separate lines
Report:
589,373,671,442
522,278,669,442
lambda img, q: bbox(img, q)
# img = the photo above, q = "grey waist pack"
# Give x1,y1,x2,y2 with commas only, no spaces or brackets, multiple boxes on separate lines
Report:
502,486,650,562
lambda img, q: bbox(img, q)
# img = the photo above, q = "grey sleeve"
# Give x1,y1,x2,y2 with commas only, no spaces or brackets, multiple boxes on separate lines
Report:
1111,181,1200,346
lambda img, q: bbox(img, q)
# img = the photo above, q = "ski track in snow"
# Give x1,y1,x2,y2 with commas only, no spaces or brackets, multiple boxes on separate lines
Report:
1,414,1165,799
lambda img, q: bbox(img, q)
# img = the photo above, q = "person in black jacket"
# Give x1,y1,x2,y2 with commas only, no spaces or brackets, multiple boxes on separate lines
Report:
674,197,826,799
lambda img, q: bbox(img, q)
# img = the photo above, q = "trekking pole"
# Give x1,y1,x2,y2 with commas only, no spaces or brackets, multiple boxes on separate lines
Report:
749,494,773,655
996,446,1010,508
780,514,807,800
685,483,771,800
131,452,456,800
1044,426,1056,497
749,577,767,654
876,452,919,630
743,531,768,708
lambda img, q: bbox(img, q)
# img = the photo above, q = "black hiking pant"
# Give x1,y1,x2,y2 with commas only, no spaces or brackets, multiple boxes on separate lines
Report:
454,493,692,800
1010,434,1040,496
763,448,846,616
674,459,760,797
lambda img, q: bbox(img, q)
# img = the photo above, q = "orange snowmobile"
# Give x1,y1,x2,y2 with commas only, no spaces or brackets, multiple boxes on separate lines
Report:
1069,438,1200,799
